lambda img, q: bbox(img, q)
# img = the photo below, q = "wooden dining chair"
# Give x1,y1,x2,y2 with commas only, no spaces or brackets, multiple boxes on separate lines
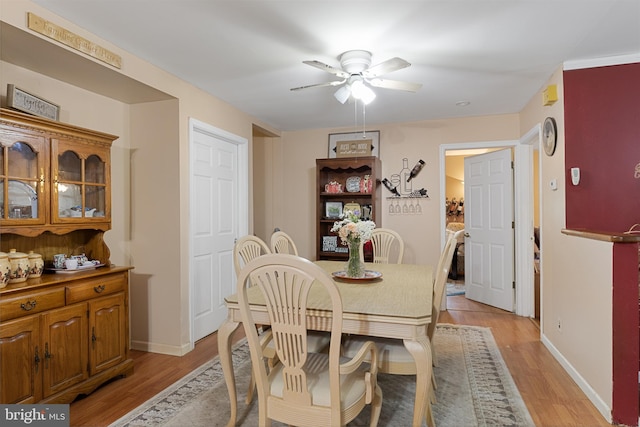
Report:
237,254,383,427
270,230,299,255
342,229,462,426
369,228,405,264
234,235,330,404
233,235,272,275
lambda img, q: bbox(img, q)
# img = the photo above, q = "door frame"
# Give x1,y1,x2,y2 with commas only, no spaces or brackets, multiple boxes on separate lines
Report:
188,118,249,350
438,124,540,317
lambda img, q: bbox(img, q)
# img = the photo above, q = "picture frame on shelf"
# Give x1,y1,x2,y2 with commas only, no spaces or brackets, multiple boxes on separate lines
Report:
325,201,343,218
7,84,60,121
322,236,338,252
328,130,379,158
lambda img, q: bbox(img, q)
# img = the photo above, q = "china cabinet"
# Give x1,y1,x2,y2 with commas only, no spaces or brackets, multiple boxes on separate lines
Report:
316,156,381,260
1,108,112,236
0,108,133,404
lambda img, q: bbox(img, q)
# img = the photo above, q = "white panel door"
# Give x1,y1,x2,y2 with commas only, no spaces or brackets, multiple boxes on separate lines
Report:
190,124,243,341
464,148,514,311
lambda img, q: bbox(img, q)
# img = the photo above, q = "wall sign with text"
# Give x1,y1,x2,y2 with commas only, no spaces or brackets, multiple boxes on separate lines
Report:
328,131,379,158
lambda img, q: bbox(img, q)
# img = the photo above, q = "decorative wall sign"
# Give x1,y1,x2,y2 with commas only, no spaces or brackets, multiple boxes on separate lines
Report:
7,84,60,120
27,12,122,69
329,131,379,158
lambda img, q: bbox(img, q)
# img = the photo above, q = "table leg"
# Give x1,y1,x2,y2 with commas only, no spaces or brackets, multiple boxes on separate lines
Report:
404,337,433,427
219,319,240,427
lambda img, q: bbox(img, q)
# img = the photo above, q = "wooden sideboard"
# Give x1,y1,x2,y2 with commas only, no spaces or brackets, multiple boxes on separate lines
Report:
0,108,133,404
0,266,133,403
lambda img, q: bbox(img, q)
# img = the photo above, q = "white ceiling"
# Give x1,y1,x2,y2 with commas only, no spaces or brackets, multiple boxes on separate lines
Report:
30,0,640,131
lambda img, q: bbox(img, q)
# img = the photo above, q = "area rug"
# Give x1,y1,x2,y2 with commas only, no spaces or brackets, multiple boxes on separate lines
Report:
446,282,465,296
110,324,534,427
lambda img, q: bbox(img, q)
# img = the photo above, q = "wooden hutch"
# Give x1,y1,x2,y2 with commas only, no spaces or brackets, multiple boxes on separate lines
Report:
316,156,381,261
0,108,133,404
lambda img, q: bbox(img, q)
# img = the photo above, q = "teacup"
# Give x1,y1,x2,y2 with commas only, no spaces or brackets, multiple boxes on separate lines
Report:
53,254,67,269
72,254,89,265
64,258,78,270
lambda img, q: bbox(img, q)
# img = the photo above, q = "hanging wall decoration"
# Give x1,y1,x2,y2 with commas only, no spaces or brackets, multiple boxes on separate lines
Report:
383,157,428,215
328,131,380,158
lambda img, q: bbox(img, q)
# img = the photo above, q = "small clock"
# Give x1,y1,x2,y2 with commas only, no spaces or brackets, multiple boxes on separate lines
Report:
543,117,557,156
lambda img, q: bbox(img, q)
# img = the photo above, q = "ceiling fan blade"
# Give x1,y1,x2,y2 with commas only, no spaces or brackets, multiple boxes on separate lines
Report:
362,57,411,78
290,79,347,91
367,78,422,92
303,60,350,78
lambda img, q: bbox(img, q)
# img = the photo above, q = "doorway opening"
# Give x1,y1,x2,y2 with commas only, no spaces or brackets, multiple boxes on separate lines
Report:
439,126,540,317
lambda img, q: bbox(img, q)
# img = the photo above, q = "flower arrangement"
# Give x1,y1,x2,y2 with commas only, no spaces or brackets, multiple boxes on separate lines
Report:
331,209,375,278
330,209,376,245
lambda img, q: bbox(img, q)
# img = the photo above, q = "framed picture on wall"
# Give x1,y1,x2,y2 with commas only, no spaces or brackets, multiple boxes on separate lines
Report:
328,131,379,158
7,84,60,121
325,201,343,218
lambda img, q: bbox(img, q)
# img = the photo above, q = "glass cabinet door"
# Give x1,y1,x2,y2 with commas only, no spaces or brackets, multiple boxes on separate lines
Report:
0,132,46,224
53,139,110,222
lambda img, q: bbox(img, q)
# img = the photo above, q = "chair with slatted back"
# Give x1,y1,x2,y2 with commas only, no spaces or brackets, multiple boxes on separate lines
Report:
234,234,331,404
237,254,383,427
341,229,462,426
233,235,272,275
369,228,405,264
270,230,299,255
269,229,332,364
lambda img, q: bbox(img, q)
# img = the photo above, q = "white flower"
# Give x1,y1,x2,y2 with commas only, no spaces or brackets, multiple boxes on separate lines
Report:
330,209,375,244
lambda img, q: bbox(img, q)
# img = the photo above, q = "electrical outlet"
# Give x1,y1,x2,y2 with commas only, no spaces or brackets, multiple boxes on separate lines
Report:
557,318,562,332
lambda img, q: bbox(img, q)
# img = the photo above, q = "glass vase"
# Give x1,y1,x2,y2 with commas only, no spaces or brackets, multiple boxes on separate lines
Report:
345,239,366,278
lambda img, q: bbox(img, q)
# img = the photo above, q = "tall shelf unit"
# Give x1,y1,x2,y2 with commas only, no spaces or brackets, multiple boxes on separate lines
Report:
0,108,133,404
316,156,381,261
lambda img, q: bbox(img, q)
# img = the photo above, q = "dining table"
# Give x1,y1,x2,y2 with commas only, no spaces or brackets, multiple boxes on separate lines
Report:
218,260,434,427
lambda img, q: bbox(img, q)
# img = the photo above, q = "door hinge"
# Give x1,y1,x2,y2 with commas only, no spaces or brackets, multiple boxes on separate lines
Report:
513,281,516,289
512,221,515,229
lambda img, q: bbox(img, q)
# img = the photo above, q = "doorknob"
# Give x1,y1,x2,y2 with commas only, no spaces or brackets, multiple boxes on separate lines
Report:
464,232,470,237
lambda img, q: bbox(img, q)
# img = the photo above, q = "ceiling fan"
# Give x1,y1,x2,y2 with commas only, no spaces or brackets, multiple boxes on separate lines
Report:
290,50,422,104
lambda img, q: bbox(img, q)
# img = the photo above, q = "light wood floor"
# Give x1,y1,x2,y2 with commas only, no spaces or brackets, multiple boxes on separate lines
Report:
70,295,611,427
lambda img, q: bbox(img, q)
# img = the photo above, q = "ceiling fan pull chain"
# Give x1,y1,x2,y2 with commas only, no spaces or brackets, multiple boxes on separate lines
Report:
362,101,367,138
353,97,358,131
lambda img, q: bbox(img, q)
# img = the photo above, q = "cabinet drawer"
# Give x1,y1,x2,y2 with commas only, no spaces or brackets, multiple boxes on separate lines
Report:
0,288,65,322
66,274,125,304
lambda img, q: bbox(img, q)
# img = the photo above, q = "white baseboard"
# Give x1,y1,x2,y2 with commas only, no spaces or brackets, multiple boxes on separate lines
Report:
131,339,192,356
541,333,612,423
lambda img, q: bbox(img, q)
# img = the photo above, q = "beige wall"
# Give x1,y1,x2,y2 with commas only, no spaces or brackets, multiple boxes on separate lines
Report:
278,115,520,266
445,156,465,202
519,67,613,415
0,1,616,418
1,0,271,355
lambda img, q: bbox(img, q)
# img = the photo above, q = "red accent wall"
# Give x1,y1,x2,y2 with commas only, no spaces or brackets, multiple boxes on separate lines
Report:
612,242,640,426
564,63,640,232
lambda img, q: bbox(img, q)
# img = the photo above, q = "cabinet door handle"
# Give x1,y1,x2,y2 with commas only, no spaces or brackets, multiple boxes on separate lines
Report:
91,327,97,348
34,345,40,373
20,300,37,311
94,285,105,293
44,342,51,368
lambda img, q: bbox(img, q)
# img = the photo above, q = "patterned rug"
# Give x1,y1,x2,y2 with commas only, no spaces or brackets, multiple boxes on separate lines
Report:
446,282,466,296
110,324,534,427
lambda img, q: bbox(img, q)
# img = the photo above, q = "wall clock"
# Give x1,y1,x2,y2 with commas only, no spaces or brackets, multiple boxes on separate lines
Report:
543,117,557,156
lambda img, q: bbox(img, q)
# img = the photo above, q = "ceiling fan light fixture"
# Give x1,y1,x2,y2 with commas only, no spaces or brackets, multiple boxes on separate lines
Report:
334,85,351,104
351,80,376,105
